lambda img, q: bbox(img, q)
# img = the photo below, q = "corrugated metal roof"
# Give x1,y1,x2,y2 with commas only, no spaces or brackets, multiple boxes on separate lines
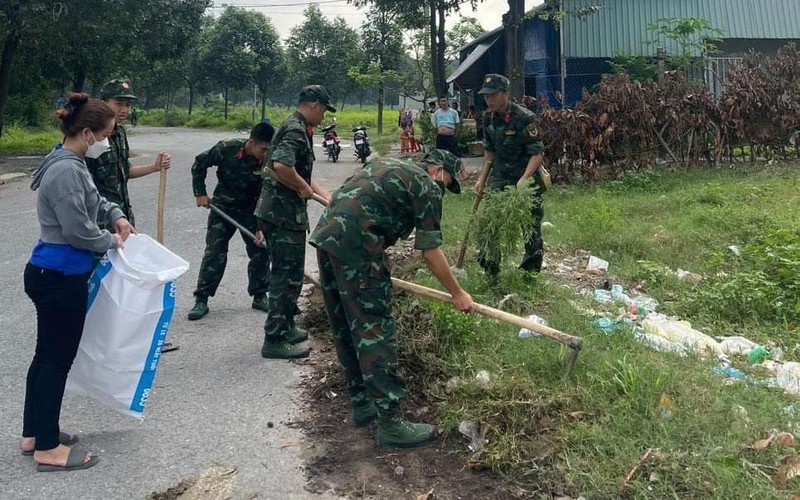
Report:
563,0,800,58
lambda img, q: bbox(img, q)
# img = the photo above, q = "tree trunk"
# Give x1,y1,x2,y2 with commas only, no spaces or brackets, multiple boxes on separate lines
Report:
260,87,267,120
224,87,229,120
428,0,446,97
72,65,87,93
504,0,525,101
436,4,447,95
0,31,20,138
377,78,385,134
188,83,195,115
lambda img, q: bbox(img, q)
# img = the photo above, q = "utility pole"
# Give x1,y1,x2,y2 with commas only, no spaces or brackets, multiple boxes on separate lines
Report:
559,0,567,108
504,0,525,101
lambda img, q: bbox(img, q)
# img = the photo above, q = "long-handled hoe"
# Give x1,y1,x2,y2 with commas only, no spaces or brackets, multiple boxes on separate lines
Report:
219,172,584,375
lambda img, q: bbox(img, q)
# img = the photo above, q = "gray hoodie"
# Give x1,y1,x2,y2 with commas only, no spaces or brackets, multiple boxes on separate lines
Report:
30,148,125,253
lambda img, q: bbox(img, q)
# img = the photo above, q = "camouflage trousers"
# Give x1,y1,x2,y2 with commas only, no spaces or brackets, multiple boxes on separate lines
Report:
261,221,304,340
316,249,406,418
193,204,269,299
478,178,544,274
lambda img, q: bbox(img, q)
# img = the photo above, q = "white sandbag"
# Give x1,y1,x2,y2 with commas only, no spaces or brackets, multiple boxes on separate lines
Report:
66,234,189,419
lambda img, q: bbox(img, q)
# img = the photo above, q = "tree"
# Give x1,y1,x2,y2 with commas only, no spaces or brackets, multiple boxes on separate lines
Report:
349,7,404,133
445,16,485,68
647,17,724,76
286,5,360,107
197,7,274,119
350,0,484,97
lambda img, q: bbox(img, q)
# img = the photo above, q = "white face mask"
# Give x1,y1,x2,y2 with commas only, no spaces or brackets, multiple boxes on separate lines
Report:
85,133,110,159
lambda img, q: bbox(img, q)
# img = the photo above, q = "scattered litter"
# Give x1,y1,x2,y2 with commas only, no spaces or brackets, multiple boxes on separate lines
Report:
711,365,747,380
475,370,492,387
325,390,337,399
592,284,658,312
594,317,631,335
620,448,664,492
458,421,488,453
634,328,688,356
742,429,795,451
586,255,609,272
518,315,548,339
649,472,661,483
569,411,590,420
717,336,759,356
642,313,723,356
394,465,405,476
728,245,741,257
542,221,554,228
747,346,770,365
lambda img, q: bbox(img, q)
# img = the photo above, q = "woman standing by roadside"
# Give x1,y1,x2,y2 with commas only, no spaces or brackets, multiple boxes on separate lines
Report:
19,93,133,472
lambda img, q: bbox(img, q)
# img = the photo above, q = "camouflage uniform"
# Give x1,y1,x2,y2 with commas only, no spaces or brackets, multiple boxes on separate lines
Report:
86,123,135,228
309,157,445,418
254,111,315,342
480,99,546,274
192,139,269,300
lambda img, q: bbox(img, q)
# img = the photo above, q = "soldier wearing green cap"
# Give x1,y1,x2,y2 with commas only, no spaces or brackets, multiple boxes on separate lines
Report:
475,73,548,279
309,149,474,447
255,85,334,360
86,79,171,229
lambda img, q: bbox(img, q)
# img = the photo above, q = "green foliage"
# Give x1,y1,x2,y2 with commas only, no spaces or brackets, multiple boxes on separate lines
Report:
445,17,485,67
387,162,800,498
471,182,538,266
608,52,658,82
647,17,724,74
0,124,60,155
685,229,800,323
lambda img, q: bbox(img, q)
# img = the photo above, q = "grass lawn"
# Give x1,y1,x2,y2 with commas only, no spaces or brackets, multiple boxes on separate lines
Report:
397,162,800,498
0,125,61,155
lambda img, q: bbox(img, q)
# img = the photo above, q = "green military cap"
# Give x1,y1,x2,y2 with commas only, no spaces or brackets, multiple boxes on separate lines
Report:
100,79,138,100
477,74,510,94
298,85,336,113
422,149,462,194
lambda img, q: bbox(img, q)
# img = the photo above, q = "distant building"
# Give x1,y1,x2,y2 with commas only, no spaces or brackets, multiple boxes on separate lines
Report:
449,0,800,107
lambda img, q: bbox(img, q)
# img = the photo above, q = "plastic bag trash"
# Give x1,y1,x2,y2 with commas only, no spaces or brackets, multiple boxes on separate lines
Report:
542,221,554,228
641,313,723,356
633,295,659,312
773,362,800,395
66,234,189,419
711,365,747,380
518,314,548,338
747,346,770,365
458,421,488,453
717,336,759,356
594,289,613,303
586,255,609,272
634,328,688,356
728,245,741,257
611,284,630,303
594,317,630,335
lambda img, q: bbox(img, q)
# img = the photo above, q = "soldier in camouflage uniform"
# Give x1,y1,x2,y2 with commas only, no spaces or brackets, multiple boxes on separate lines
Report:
255,85,334,360
86,79,170,229
187,123,275,320
309,149,475,448
475,74,547,279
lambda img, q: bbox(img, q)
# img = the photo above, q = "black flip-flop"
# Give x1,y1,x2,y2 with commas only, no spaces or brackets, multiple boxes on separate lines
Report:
21,432,79,456
36,446,99,472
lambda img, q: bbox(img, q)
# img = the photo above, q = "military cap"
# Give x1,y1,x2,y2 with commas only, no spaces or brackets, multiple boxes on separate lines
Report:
477,74,510,95
298,85,336,113
99,79,138,100
422,149,462,194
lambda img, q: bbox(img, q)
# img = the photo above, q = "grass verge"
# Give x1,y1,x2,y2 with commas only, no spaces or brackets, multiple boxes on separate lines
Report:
393,162,800,498
0,125,60,156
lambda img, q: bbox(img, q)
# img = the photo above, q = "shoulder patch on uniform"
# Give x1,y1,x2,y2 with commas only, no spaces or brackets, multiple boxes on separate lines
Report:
526,123,539,138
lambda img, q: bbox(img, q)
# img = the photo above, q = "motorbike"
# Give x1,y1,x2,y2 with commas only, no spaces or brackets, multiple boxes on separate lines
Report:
321,124,341,162
352,125,371,164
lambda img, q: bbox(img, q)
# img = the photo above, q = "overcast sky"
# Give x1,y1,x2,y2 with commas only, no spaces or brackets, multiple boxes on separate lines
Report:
209,0,543,40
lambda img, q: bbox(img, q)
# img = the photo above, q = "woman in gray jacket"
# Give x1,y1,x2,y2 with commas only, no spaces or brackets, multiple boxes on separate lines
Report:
20,93,133,472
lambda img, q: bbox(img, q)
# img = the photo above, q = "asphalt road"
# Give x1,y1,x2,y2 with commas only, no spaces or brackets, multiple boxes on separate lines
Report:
0,126,365,499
